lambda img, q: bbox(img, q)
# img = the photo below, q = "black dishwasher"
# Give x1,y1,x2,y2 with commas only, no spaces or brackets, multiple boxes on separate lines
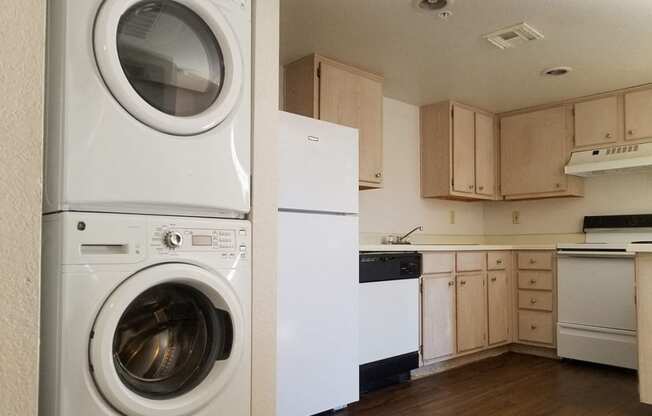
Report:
359,252,422,393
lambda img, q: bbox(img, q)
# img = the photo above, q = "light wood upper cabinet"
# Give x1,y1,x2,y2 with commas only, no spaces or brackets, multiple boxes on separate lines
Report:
452,106,476,193
625,89,652,142
422,274,457,361
456,273,487,353
574,96,621,147
475,112,496,196
421,101,498,200
500,106,583,199
488,270,510,345
284,54,384,189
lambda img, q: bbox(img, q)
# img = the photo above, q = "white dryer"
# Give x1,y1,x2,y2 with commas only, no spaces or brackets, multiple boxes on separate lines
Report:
44,0,251,218
40,212,251,416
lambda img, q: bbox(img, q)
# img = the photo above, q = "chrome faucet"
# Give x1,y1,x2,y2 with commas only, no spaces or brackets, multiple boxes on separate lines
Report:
397,226,424,244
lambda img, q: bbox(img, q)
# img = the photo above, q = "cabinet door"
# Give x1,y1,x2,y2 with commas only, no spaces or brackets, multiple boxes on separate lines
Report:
475,112,495,196
422,274,456,361
456,273,487,353
625,89,652,141
501,107,568,196
574,96,620,147
319,61,383,185
488,271,510,345
452,105,476,193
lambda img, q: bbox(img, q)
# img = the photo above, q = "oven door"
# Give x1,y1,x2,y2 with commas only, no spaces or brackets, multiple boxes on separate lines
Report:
557,252,636,330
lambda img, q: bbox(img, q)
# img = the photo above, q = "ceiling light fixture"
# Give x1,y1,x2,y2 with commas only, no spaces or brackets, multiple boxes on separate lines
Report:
417,0,450,11
542,66,573,77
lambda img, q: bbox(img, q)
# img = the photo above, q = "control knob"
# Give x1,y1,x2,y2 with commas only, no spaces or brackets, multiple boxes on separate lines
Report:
163,231,183,249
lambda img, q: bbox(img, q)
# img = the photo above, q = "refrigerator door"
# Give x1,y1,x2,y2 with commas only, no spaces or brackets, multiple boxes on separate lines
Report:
277,211,359,416
279,111,359,214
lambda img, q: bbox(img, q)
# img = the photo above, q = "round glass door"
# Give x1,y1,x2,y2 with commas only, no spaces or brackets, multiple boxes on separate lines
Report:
94,0,244,135
116,1,224,117
113,283,233,399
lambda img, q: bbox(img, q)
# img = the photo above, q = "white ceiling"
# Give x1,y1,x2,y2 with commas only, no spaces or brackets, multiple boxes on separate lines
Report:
280,0,652,113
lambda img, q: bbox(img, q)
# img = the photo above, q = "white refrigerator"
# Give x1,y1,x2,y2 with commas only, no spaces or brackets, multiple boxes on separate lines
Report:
277,111,360,416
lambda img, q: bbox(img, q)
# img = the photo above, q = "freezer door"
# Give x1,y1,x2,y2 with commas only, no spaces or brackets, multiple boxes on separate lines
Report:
279,111,359,214
277,211,359,416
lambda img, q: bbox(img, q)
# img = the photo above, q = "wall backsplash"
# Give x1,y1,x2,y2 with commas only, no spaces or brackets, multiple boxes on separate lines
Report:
360,98,652,245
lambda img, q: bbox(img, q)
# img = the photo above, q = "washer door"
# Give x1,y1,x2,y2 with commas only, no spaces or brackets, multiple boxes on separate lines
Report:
94,0,243,136
90,263,244,416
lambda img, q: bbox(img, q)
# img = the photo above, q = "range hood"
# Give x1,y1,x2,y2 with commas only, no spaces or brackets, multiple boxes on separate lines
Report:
565,142,652,177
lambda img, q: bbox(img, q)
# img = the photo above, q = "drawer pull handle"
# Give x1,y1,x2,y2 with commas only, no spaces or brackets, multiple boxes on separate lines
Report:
530,279,537,285
460,280,467,286
531,324,538,330
530,298,537,304
491,277,497,282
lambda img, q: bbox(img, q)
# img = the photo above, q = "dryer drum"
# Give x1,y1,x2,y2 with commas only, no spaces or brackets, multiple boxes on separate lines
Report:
112,283,233,399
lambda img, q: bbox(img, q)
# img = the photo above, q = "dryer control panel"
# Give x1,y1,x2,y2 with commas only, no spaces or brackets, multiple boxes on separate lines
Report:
152,224,248,260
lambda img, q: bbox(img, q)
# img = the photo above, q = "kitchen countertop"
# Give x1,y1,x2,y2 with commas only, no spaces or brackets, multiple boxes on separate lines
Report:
628,243,652,253
360,244,557,252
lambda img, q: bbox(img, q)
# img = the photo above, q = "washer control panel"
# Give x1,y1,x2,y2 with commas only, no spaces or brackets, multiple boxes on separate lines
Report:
152,225,248,259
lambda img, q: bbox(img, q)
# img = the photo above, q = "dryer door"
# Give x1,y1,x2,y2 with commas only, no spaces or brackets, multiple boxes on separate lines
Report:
90,263,245,416
94,0,243,136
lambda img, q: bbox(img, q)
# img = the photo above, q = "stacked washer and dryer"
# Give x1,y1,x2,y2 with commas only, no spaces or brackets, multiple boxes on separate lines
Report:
40,1,252,416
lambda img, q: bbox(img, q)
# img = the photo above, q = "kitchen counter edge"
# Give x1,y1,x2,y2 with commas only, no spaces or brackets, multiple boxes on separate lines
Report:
360,244,557,252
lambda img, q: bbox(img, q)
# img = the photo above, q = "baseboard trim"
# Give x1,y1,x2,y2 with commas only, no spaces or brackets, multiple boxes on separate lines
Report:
412,343,559,379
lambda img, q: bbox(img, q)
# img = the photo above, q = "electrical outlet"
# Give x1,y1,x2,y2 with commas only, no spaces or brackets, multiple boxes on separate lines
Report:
449,210,456,225
512,211,520,224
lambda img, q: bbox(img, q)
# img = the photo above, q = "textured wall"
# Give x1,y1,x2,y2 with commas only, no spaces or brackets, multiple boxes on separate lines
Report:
359,98,486,242
0,1,45,415
251,0,279,414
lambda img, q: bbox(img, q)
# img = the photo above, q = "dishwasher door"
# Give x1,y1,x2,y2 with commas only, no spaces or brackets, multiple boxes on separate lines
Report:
557,254,636,330
359,278,420,365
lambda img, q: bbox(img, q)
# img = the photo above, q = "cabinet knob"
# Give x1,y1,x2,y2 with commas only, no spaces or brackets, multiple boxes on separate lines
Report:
460,280,467,286
468,185,474,190
605,132,613,139
529,258,537,264
530,298,537,304
448,281,455,287
628,129,635,136
491,277,497,282
496,259,503,265
479,186,485,191
530,279,537,285
375,172,382,178
555,183,561,188
531,324,538,330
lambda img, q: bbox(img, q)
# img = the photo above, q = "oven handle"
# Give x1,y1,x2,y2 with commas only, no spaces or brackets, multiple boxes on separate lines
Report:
556,251,635,258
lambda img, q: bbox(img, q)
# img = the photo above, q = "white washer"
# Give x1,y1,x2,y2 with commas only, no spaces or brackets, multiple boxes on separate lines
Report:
40,212,251,416
44,0,251,218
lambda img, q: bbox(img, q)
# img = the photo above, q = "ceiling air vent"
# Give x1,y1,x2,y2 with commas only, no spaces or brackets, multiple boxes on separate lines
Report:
483,22,544,49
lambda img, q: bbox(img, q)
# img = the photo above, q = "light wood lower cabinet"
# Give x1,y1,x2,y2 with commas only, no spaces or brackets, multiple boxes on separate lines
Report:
422,274,456,361
518,310,554,345
456,273,487,353
488,271,510,345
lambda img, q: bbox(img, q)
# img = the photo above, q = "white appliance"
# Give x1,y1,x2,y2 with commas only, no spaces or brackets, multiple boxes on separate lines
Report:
358,252,420,393
556,214,652,369
40,212,251,416
44,0,250,218
277,112,360,415
565,142,652,177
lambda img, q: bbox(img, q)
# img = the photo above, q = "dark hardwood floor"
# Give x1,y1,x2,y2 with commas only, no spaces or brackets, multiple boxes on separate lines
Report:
339,353,652,416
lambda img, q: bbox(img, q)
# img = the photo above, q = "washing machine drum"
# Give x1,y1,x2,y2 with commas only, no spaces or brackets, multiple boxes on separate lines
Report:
94,0,244,136
90,264,245,416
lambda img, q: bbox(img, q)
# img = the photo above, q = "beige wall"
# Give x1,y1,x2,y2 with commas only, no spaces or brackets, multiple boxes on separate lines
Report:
251,0,279,415
0,1,45,415
359,98,485,244
484,172,652,236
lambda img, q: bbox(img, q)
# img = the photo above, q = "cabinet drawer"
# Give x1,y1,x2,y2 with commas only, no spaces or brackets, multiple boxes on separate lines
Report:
422,252,454,274
518,251,553,270
487,252,508,270
456,252,485,272
518,290,553,311
517,271,553,291
518,311,554,345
